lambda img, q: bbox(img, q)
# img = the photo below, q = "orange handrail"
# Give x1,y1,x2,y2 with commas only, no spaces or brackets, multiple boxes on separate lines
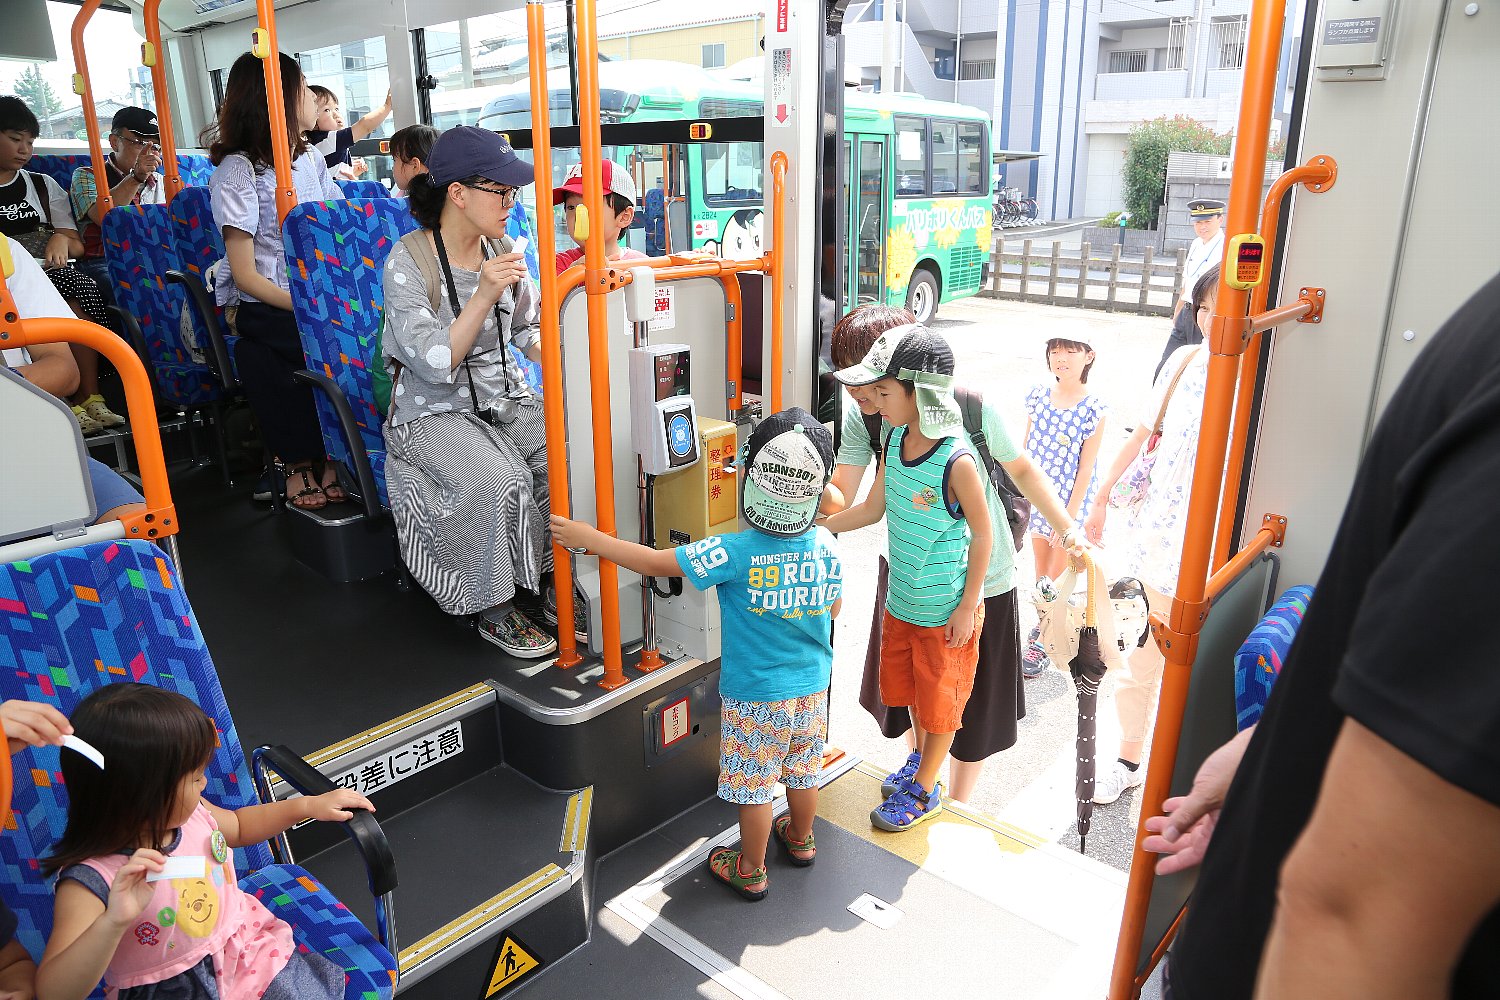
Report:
0,719,10,831
1211,156,1336,568
1107,1,1289,997
253,0,296,224
528,1,582,670
142,0,183,202
70,0,113,217
768,151,788,413
0,286,177,544
573,0,625,691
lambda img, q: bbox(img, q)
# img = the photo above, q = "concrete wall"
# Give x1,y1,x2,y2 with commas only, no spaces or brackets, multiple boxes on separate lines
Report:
1095,70,1190,101
598,21,761,68
1082,131,1129,216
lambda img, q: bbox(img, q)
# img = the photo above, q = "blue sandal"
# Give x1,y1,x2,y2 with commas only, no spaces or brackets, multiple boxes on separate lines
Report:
871,777,944,832
881,750,922,797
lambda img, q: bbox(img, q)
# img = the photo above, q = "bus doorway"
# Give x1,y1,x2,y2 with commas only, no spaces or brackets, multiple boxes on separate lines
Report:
847,134,888,310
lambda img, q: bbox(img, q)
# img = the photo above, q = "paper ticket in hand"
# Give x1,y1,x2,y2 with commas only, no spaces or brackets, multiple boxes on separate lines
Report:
146,856,208,883
61,735,104,770
510,236,528,258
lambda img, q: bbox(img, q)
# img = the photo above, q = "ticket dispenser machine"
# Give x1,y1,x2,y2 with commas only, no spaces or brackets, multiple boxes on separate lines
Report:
628,345,700,474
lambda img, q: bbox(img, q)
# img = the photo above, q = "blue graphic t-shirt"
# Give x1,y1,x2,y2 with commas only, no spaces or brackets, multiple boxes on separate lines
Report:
674,527,842,702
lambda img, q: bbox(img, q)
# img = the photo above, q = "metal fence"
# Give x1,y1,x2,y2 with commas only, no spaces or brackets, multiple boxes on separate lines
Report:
982,240,1189,316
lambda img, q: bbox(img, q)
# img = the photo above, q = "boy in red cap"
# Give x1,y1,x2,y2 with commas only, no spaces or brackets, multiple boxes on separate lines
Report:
553,159,651,273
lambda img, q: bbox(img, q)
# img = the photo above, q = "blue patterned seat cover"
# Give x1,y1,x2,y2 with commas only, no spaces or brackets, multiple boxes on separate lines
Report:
282,198,419,508
101,204,222,407
1233,585,1315,730
335,180,391,201
167,186,239,381
0,540,395,999
26,154,214,192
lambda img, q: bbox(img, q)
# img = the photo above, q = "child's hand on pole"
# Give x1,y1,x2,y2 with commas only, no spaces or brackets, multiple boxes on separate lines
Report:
549,514,595,553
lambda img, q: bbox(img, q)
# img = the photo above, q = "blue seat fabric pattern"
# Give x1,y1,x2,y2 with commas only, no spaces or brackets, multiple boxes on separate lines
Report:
506,201,543,392
27,153,214,192
167,186,239,380
0,539,396,999
335,180,391,201
1233,585,1315,730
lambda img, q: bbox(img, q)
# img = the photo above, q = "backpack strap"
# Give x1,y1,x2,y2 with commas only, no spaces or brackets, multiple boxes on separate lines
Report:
24,171,53,228
400,229,443,315
862,410,884,464
953,385,991,474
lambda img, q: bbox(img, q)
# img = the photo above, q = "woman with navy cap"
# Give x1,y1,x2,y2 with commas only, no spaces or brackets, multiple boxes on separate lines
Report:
381,126,558,657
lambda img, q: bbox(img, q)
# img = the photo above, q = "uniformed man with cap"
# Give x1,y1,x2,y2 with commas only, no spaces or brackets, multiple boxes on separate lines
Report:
1154,198,1225,380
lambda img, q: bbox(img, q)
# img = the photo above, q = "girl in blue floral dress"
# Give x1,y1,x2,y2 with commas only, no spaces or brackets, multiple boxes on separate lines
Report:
1021,338,1107,673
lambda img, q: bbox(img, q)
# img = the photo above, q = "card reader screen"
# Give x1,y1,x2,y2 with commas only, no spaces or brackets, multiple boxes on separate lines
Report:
654,352,691,401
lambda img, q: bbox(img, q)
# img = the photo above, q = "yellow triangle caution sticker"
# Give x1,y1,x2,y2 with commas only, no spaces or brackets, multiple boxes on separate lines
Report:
482,932,542,997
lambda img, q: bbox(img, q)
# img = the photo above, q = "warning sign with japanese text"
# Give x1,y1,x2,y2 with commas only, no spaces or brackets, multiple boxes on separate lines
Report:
329,720,465,796
770,49,791,128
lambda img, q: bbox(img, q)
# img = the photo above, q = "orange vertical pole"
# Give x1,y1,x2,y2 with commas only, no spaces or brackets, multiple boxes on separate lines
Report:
573,0,626,690
1107,1,1287,997
142,0,182,202
528,1,583,669
0,718,10,829
70,0,113,217
252,0,296,223
768,151,788,413
721,273,744,417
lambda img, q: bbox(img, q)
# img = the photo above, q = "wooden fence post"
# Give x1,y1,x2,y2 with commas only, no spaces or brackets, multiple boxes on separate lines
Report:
1077,242,1090,305
1106,244,1123,313
1020,239,1033,299
989,240,1002,293
1139,245,1155,313
1174,247,1187,302
1047,242,1060,303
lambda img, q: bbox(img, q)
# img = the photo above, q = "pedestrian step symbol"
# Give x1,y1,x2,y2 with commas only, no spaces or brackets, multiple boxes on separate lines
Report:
483,933,541,997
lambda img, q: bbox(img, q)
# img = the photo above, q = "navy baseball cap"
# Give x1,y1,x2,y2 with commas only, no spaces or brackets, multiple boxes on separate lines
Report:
426,126,534,189
111,107,158,139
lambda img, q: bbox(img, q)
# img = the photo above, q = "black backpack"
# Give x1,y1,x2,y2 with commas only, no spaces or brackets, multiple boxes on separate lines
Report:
862,386,1031,551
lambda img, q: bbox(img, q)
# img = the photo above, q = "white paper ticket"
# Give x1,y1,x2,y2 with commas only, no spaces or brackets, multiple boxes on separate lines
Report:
62,735,105,770
146,856,208,883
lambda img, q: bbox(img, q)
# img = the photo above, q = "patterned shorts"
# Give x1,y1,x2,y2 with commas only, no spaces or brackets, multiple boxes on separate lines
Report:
718,692,828,805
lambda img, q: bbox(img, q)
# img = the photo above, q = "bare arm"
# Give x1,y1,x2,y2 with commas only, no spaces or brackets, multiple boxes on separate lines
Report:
1254,719,1500,1000
820,461,886,534
206,790,374,849
350,91,393,142
1005,453,1077,539
0,937,35,999
11,341,79,398
38,851,166,1000
1067,416,1107,519
1084,424,1151,543
944,454,991,647
223,228,292,311
827,462,870,516
550,515,683,578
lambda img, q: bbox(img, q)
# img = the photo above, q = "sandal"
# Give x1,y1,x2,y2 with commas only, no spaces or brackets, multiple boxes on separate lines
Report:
773,815,816,867
707,847,767,902
871,777,944,833
281,463,326,511
881,750,922,797
318,461,348,504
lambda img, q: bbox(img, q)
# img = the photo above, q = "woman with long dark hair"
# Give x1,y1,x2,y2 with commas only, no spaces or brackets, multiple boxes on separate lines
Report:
381,127,558,657
202,53,344,509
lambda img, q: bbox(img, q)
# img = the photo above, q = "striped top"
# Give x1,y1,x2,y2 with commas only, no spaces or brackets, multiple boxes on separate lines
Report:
883,426,975,626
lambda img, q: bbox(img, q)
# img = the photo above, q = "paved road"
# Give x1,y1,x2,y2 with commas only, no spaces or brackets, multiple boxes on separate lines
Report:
825,293,1175,874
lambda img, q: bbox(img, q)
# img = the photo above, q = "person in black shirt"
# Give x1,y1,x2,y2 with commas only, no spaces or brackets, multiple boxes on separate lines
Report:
1148,271,1500,998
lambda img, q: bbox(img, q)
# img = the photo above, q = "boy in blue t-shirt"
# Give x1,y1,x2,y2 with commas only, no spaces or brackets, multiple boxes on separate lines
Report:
551,408,842,902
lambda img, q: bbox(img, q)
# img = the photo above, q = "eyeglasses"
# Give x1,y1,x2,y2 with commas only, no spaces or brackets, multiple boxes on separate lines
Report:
116,133,156,148
465,183,518,206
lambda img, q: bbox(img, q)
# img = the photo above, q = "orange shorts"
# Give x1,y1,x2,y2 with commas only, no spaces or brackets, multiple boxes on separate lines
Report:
879,604,986,735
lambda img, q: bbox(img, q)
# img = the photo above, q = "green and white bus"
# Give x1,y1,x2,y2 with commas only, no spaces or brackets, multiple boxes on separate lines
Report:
478,60,993,323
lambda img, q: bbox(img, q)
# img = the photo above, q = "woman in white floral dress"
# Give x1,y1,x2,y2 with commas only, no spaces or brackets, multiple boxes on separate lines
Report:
1083,266,1219,806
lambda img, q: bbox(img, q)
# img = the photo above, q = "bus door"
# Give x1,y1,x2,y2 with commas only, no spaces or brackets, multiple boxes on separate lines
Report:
847,134,888,308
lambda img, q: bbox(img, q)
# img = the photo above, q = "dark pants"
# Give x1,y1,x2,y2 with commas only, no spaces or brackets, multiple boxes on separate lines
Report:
1154,303,1204,382
233,301,325,464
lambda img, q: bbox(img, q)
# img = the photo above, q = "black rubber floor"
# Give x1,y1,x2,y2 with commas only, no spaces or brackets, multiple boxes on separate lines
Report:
298,763,575,943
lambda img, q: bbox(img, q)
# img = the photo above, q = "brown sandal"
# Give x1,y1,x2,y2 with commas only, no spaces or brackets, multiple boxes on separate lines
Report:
282,463,326,511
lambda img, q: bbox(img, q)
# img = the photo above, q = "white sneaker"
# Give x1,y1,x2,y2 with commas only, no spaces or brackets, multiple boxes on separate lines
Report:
72,405,104,436
1093,760,1145,805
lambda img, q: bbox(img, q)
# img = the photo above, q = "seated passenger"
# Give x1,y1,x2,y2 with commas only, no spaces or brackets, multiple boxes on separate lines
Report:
3,233,146,526
553,158,649,274
202,53,346,511
0,96,122,435
381,127,557,658
389,124,438,196
68,106,166,315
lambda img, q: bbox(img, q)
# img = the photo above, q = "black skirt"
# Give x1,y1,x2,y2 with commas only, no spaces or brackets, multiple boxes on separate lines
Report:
858,556,1026,762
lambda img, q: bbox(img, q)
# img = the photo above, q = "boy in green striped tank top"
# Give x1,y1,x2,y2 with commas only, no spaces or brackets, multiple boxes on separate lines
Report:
821,326,993,831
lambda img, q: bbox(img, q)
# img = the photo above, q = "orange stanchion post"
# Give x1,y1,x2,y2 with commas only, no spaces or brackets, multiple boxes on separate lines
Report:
573,0,626,691
142,0,183,202
70,0,113,218
252,0,296,224
722,272,744,417
527,1,583,669
0,718,10,830
768,152,788,414
1107,1,1289,997
1211,156,1337,568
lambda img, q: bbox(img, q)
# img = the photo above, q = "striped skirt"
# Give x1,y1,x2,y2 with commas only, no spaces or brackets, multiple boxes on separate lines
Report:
385,402,553,615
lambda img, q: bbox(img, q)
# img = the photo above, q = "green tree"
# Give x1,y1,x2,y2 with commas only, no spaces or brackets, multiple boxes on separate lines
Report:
15,63,63,137
1122,116,1231,230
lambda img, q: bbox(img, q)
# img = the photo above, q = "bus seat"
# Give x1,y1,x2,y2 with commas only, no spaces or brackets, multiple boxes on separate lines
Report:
0,538,397,999
26,154,214,195
1233,585,1314,730
283,198,420,509
336,179,391,200
504,201,543,391
166,187,239,388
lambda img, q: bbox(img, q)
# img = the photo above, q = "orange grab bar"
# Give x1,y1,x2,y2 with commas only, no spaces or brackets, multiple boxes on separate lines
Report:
0,718,10,830
528,1,582,670
768,151,788,414
0,294,177,543
254,0,296,224
1212,157,1336,568
1107,1,1289,997
142,0,183,202
70,0,113,218
573,0,625,691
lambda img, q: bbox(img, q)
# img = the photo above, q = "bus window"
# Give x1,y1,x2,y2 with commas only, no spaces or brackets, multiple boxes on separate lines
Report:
895,115,926,197
297,37,393,185
932,120,958,194
957,121,986,195
702,142,762,205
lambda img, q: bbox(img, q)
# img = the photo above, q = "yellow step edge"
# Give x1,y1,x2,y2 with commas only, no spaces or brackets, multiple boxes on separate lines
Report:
397,863,568,974
304,683,494,767
560,786,593,854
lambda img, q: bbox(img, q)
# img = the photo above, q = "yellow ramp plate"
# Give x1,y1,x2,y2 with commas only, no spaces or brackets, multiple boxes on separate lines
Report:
482,932,542,997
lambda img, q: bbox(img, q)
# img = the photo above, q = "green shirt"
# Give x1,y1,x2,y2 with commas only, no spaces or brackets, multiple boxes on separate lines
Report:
838,398,1020,597
882,426,974,625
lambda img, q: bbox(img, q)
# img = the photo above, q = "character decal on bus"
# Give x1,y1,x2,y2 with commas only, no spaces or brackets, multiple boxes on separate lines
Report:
703,208,764,260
